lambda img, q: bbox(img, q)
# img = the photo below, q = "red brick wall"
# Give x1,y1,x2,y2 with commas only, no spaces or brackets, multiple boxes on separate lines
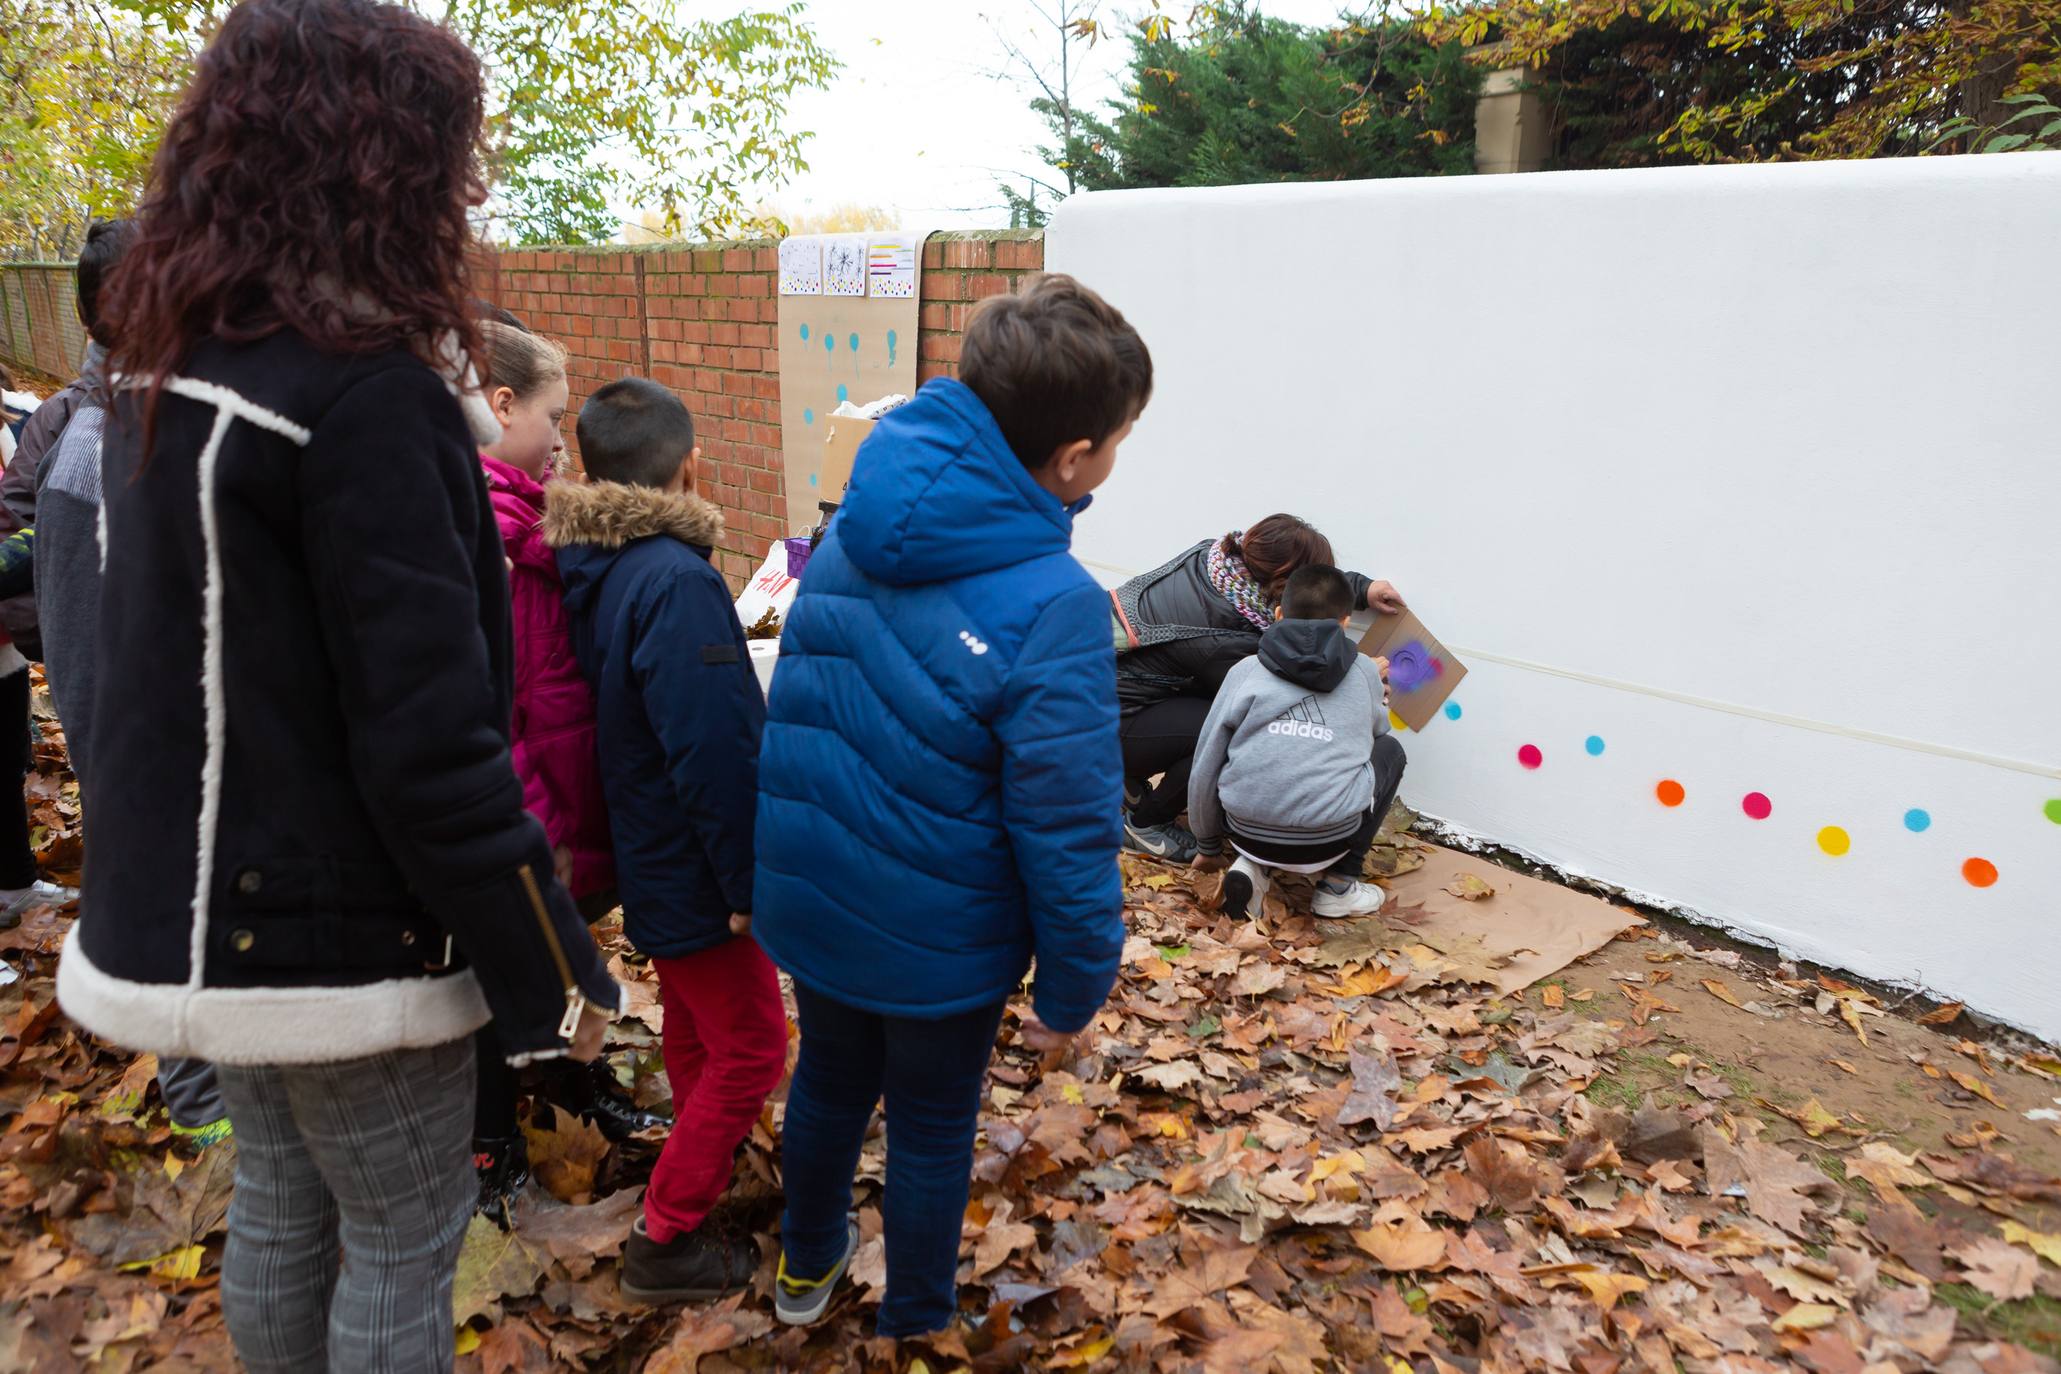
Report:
0,265,91,381
1,229,1047,591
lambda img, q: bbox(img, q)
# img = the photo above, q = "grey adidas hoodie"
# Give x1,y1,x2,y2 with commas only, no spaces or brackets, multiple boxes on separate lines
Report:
1187,618,1389,855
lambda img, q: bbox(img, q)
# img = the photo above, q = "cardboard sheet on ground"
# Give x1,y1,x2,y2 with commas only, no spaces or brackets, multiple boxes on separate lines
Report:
1382,845,1643,994
1359,611,1466,732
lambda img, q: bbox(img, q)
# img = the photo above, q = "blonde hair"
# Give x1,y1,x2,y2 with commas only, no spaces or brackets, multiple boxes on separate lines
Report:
480,320,566,400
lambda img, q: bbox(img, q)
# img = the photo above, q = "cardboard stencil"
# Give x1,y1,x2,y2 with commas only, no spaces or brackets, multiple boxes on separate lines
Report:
1359,610,1467,732
775,287,918,516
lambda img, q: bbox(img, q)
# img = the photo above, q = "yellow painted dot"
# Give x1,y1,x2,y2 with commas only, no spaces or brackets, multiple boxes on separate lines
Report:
1389,710,1409,732
1816,826,1850,857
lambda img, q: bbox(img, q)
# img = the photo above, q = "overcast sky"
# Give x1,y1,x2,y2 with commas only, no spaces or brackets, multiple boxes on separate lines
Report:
767,1,1358,230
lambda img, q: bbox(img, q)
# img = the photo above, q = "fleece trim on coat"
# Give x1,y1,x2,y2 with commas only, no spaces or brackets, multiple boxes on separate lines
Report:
65,335,617,1067
547,480,760,960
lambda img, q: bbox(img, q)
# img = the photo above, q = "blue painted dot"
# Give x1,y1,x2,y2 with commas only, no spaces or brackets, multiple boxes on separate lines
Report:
836,384,848,403
848,332,860,353
1904,808,1931,833
1443,702,1462,721
808,472,819,487
802,407,814,424
799,323,809,341
1585,735,1606,756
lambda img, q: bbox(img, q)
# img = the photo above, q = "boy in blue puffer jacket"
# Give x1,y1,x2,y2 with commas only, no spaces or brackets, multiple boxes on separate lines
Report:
544,379,782,1305
755,275,1152,1336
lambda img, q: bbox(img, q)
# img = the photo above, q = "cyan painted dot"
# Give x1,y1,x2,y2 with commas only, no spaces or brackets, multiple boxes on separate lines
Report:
1585,735,1605,756
1443,701,1462,721
836,384,848,403
1904,808,1931,833
825,333,835,353
808,472,819,487
886,329,899,364
798,323,809,341
848,332,859,353
802,407,814,425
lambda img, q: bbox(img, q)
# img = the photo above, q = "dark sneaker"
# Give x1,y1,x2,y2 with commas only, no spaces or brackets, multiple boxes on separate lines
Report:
776,1217,860,1327
474,1134,530,1231
1122,816,1198,863
621,1218,758,1304
1219,854,1270,921
543,1060,671,1142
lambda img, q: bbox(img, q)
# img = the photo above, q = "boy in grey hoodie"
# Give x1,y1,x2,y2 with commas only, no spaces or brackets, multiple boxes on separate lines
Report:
1188,564,1408,920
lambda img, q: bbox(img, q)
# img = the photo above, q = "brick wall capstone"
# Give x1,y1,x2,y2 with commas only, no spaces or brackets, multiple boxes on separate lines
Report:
1,229,1045,591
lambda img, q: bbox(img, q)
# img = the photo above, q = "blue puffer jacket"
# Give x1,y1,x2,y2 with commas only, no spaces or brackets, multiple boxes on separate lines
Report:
546,480,764,959
753,379,1124,1033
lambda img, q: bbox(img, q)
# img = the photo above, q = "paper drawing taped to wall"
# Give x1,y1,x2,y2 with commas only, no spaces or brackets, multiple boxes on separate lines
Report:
1359,610,1468,732
778,237,822,295
824,237,866,296
866,234,919,297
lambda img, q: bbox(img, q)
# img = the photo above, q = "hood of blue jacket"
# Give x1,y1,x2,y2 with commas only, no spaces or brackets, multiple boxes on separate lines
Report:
835,378,1085,588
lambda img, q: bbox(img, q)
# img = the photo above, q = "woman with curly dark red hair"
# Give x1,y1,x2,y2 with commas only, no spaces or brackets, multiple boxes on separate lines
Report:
54,2,619,1367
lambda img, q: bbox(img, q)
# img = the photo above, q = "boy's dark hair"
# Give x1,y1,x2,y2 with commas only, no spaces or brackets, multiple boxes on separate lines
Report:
577,377,695,488
76,219,136,348
960,273,1152,470
1282,564,1355,622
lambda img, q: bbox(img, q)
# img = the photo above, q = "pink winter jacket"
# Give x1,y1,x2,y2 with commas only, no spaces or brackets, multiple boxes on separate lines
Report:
481,454,615,901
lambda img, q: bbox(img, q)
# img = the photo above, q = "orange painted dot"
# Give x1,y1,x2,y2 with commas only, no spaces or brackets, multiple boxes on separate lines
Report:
1962,857,1998,888
1655,779,1685,807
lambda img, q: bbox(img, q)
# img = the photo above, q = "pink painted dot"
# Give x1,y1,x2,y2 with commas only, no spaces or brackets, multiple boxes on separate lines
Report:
1742,792,1773,820
1517,744,1543,769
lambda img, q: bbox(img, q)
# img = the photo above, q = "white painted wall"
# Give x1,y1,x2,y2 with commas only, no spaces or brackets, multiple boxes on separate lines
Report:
1049,155,2061,1040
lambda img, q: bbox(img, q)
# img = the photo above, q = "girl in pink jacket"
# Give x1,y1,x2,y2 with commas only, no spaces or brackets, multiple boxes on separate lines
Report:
473,321,631,1222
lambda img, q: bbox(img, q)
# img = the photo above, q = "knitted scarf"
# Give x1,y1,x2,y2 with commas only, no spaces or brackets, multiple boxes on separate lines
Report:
1206,533,1272,632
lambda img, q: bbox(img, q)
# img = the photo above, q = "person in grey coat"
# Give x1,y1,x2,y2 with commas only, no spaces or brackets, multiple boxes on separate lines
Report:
1188,563,1407,922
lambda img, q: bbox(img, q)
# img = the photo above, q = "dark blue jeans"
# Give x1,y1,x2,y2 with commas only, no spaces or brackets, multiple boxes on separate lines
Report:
779,984,1008,1338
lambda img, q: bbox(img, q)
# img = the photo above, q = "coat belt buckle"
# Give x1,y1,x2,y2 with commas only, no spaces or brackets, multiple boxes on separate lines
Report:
422,934,455,972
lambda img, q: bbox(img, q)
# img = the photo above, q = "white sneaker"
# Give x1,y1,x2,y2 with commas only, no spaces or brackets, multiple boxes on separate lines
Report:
1218,855,1270,921
1311,877,1387,919
0,879,74,927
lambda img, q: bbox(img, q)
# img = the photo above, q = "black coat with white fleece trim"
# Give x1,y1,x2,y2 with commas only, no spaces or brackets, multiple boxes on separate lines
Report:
56,330,619,1067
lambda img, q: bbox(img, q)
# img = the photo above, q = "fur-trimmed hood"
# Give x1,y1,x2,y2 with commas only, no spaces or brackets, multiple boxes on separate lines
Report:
542,480,724,552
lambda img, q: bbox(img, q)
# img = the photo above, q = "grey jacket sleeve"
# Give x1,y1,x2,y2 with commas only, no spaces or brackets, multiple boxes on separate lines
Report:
1186,669,1248,856
1362,659,1392,740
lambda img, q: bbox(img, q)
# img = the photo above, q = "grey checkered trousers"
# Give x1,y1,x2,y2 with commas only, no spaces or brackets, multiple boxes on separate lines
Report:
214,1036,476,1373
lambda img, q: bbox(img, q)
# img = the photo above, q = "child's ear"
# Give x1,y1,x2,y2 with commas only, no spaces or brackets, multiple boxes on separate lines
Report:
1048,437,1092,481
1273,606,1285,623
677,447,700,492
489,385,516,425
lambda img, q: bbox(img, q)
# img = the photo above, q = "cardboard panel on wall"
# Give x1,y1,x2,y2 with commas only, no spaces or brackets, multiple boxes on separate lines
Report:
775,232,922,516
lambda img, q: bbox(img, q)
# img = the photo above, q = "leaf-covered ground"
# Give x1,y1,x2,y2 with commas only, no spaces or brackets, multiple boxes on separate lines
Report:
3,698,2060,1373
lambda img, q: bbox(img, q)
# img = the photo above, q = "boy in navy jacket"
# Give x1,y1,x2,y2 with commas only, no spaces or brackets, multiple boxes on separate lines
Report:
753,276,1152,1335
544,379,780,1304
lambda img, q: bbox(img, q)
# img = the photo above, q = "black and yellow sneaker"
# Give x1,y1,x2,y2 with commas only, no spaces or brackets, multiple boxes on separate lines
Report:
774,1217,860,1327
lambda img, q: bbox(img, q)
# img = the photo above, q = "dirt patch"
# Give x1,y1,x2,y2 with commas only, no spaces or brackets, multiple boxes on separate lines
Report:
1545,929,2061,1195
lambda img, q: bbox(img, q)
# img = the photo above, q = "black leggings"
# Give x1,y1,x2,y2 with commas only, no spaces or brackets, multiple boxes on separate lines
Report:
1226,734,1409,878
1120,696,1214,827
0,667,36,889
